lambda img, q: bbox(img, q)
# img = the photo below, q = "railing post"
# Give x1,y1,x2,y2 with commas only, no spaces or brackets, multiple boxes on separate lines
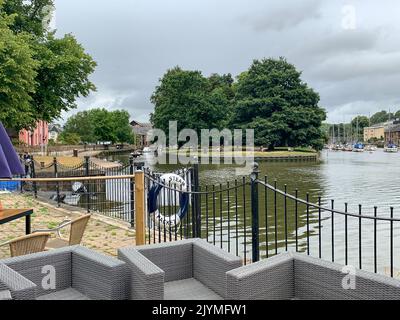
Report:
193,160,201,238
135,169,146,245
250,162,260,262
54,157,61,207
84,156,90,213
20,154,26,193
30,156,37,198
129,156,135,228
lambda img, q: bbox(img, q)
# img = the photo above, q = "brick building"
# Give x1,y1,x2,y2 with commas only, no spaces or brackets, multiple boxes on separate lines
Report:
19,121,49,146
385,123,400,146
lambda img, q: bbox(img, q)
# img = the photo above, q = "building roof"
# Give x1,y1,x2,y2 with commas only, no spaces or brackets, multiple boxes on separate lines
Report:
49,124,62,133
385,124,400,132
364,125,384,130
130,120,152,135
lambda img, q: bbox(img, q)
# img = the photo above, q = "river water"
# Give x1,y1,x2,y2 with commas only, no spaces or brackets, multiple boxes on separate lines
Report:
106,149,400,276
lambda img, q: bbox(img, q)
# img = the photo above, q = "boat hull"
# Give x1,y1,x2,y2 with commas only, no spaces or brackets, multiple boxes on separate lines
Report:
384,148,398,153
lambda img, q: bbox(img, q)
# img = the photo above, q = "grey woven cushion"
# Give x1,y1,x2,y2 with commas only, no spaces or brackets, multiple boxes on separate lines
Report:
37,288,90,300
0,290,12,300
164,278,222,300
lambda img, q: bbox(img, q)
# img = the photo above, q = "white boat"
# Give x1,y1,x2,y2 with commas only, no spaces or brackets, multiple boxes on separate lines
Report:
384,143,398,153
365,145,377,152
352,142,364,152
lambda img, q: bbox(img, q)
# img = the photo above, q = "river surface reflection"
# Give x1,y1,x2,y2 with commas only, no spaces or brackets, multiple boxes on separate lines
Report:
107,149,400,276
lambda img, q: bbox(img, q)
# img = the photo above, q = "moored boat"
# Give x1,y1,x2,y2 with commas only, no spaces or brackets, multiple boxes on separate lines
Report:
384,143,398,153
352,142,364,152
365,145,377,152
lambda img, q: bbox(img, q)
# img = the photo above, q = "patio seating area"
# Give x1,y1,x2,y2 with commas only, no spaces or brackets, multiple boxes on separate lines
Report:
0,193,136,259
0,245,127,300
2,238,400,300
226,252,400,300
118,239,242,300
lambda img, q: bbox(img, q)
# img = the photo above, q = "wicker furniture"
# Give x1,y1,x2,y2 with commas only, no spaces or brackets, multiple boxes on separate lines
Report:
4,232,51,257
0,245,127,300
0,263,36,300
118,239,242,300
226,252,400,300
34,214,91,249
0,290,12,300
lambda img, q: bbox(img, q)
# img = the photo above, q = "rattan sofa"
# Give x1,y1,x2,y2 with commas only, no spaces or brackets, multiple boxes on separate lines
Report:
118,239,242,300
0,245,127,300
226,251,400,300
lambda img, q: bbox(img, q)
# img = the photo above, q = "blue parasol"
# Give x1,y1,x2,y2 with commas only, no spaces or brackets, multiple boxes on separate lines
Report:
0,121,25,178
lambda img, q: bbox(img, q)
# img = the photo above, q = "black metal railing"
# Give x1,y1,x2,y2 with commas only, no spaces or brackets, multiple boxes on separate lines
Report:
17,154,400,278
144,162,400,278
19,155,139,226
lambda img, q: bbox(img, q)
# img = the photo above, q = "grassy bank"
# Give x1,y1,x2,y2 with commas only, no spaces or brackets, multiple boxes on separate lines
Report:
167,149,317,158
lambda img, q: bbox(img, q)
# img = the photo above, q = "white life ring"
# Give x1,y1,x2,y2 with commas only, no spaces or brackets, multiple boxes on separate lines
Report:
148,173,189,228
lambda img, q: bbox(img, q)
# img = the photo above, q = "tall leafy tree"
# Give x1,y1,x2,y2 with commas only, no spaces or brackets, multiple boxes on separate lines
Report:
232,58,326,150
31,33,97,124
208,73,235,127
3,0,53,36
370,110,393,125
60,108,134,144
0,0,96,130
0,3,38,129
351,116,369,140
61,110,97,143
111,110,135,143
150,67,227,139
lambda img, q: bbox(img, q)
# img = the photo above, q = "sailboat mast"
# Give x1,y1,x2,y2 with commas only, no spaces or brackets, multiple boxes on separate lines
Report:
357,117,359,142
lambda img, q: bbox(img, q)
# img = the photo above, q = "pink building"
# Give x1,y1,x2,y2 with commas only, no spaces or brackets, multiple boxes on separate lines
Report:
19,121,49,146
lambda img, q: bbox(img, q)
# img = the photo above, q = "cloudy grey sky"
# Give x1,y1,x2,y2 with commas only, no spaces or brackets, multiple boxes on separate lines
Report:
54,0,400,124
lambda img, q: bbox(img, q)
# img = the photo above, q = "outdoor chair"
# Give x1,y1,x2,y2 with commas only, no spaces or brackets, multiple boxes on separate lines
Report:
118,238,242,300
33,214,91,249
226,252,400,300
0,245,127,300
0,232,51,257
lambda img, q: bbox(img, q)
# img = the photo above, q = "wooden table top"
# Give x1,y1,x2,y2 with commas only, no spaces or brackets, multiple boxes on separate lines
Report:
0,209,33,221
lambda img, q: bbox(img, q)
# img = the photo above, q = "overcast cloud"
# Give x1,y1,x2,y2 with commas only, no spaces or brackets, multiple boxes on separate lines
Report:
54,0,400,124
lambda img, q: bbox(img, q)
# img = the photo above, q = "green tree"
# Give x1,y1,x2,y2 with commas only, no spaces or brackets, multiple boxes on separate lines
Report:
351,116,369,141
31,33,97,124
0,0,96,131
150,67,227,140
232,58,326,150
370,110,392,125
93,116,116,143
61,108,134,144
3,0,53,36
0,1,38,129
61,110,96,143
394,110,400,119
208,73,235,127
110,110,135,144
59,132,81,145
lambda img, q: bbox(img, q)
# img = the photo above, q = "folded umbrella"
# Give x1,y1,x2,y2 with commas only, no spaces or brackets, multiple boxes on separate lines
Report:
0,121,25,178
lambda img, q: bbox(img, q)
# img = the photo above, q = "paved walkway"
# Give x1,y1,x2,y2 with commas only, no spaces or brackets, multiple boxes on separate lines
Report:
0,193,135,259
34,154,122,169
